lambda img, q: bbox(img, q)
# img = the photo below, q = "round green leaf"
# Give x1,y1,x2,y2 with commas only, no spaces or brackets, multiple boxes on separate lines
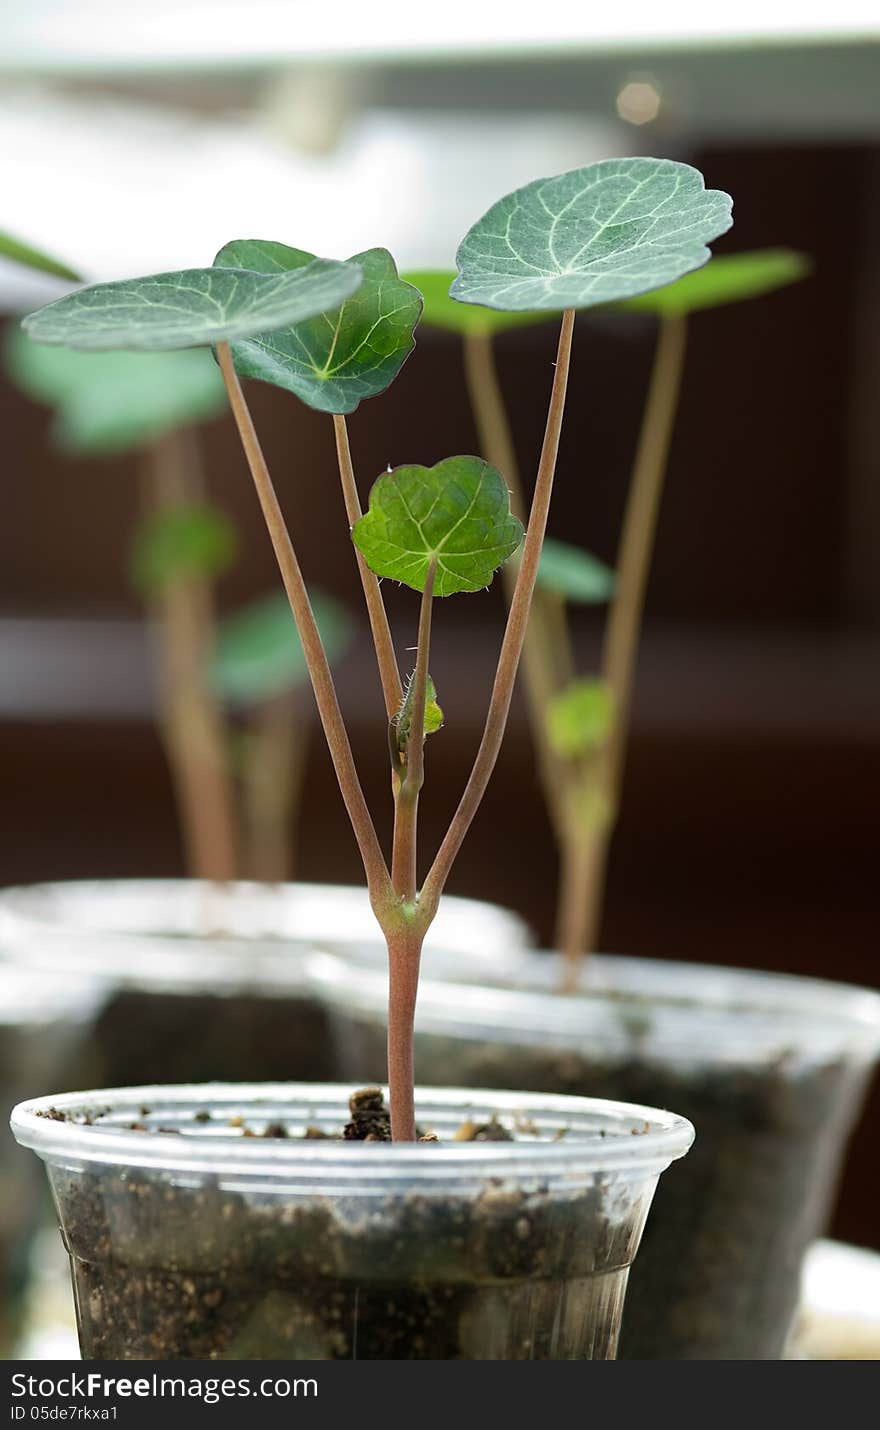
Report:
130,505,237,597
620,248,811,317
21,260,363,352
211,589,353,704
0,230,80,282
352,456,524,597
403,270,554,337
537,539,614,604
214,241,421,414
452,158,733,313
4,330,227,454
546,679,615,759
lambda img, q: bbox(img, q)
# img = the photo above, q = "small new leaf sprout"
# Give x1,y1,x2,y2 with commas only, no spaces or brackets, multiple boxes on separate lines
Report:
546,680,615,760
130,504,237,598
537,539,615,604
215,241,422,414
452,158,733,312
4,333,227,455
620,248,811,317
393,672,444,755
403,270,553,337
352,457,524,596
0,230,80,282
211,590,353,706
22,261,363,351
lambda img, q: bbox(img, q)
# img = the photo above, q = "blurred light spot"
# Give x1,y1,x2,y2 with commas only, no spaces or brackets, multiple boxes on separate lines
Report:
616,81,661,126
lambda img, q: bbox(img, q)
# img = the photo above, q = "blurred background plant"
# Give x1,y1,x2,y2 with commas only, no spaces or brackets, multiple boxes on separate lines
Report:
4,328,352,883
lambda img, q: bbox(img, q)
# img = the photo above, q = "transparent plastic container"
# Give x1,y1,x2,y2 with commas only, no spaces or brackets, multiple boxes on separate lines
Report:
313,951,880,1360
11,1082,693,1361
0,880,531,1089
0,968,104,1356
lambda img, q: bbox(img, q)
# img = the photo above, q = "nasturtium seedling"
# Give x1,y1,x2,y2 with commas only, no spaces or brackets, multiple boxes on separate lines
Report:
404,270,553,337
211,590,353,705
352,456,524,596
215,242,422,414
537,538,615,604
22,261,363,351
0,230,80,282
4,333,227,454
452,158,733,312
546,679,615,759
19,155,734,1138
621,247,810,317
130,504,237,597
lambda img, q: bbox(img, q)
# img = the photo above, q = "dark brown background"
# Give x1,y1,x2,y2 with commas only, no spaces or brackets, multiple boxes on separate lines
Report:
2,143,878,1247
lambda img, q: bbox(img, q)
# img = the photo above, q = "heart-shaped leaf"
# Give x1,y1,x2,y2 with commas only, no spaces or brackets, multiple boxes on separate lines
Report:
0,230,80,282
537,539,615,604
621,248,810,317
21,260,363,352
4,330,227,454
352,456,524,597
452,158,733,313
130,505,237,597
546,679,615,759
214,241,421,414
403,270,554,337
211,590,353,704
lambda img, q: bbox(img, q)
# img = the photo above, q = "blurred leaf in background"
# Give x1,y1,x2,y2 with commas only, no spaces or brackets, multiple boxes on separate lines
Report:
4,332,228,453
211,590,353,705
620,248,811,317
130,505,237,598
0,229,80,281
404,270,553,336
537,538,615,603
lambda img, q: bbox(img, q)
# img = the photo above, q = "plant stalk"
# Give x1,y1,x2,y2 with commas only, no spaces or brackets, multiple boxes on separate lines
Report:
421,309,576,918
386,927,424,1141
563,313,688,980
332,413,402,719
216,342,391,906
141,428,238,883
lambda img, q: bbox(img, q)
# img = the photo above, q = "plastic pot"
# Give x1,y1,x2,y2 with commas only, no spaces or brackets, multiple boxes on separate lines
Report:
11,1082,693,1361
314,950,880,1360
0,968,103,1356
0,880,531,1089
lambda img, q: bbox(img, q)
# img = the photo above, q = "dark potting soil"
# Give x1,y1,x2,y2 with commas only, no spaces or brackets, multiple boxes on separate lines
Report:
384,1031,871,1360
91,989,334,1089
47,1092,632,1360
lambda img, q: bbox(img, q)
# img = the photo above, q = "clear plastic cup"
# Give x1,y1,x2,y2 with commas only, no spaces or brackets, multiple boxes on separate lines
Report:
11,1082,693,1361
0,880,531,1089
1,968,104,1356
312,950,880,1360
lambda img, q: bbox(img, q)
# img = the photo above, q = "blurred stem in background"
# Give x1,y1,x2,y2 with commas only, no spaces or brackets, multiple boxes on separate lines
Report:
139,426,239,883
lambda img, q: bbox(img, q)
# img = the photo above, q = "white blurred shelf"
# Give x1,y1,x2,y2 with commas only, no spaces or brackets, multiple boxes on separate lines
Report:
2,4,879,75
